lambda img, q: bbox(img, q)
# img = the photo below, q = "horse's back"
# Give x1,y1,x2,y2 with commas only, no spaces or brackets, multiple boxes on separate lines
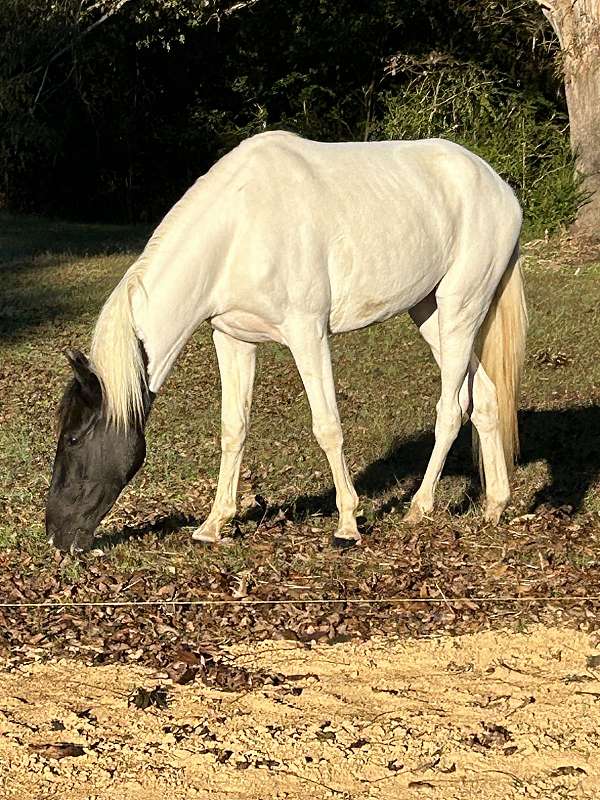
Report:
211,133,519,331
228,131,514,216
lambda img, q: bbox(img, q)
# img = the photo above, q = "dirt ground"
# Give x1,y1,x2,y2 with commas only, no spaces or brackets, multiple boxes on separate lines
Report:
1,626,599,800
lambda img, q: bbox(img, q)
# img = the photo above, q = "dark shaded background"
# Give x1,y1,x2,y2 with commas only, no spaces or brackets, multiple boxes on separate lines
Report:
0,1,562,224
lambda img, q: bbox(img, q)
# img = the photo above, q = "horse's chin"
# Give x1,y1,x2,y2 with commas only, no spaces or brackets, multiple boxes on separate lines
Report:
47,526,95,554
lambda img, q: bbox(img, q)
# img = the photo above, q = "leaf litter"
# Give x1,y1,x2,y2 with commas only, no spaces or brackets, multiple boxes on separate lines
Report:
1,507,600,673
1,235,600,797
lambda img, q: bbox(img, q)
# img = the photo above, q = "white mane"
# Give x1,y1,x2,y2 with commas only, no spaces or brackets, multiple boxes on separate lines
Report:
90,261,148,430
89,182,207,429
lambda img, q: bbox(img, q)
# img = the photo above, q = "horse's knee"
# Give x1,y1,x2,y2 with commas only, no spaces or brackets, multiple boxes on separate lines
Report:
313,421,343,452
221,421,246,451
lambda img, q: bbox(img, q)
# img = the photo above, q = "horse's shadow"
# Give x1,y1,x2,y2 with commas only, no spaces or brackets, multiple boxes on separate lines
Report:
296,405,600,520
100,405,600,548
99,512,201,549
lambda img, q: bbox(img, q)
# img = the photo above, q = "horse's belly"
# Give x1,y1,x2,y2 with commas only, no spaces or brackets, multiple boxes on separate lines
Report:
210,311,287,344
329,297,405,333
324,209,450,333
328,262,445,334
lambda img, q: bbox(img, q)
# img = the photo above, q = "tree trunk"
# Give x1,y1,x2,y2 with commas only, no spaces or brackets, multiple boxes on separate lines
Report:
538,0,600,236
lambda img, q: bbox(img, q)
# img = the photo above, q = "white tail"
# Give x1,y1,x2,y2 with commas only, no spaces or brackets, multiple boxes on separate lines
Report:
473,245,528,482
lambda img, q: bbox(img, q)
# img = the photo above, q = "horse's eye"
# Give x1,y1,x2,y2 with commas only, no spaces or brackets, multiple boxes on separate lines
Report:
67,435,79,446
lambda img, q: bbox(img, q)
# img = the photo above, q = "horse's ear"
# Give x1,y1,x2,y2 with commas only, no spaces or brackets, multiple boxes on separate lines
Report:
64,349,102,407
64,348,91,380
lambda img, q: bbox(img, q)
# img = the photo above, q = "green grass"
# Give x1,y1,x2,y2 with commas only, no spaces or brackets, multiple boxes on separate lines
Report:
1,212,599,570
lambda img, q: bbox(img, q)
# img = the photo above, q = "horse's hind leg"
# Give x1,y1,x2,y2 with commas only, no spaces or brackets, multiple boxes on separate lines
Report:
410,296,510,522
192,330,256,543
405,294,488,524
470,359,511,522
286,321,360,545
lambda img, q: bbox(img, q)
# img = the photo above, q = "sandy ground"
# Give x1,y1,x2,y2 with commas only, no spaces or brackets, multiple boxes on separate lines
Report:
1,626,600,799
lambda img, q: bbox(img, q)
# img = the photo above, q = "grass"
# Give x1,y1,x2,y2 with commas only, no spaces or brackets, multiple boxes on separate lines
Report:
0,211,599,574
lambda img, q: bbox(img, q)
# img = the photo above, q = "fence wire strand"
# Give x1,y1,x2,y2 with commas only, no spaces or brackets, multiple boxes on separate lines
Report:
0,595,598,610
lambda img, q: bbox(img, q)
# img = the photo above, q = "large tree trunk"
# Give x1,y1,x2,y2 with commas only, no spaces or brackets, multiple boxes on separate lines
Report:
538,0,600,236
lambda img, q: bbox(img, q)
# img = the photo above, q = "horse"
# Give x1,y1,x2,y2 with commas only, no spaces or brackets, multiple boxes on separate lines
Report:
46,131,528,554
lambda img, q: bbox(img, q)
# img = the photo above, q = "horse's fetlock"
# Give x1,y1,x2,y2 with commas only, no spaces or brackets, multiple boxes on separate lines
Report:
220,502,237,521
484,495,510,524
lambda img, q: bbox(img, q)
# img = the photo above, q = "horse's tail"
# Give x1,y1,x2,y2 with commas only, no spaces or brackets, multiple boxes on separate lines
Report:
473,244,528,483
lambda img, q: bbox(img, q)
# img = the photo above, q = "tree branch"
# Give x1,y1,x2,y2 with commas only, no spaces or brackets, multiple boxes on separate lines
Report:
207,0,262,27
31,0,133,111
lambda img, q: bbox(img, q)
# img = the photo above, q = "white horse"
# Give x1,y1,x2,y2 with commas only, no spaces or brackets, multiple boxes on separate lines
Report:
47,131,527,553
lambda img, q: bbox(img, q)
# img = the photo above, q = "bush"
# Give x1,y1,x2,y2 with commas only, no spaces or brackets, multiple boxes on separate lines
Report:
0,2,583,234
372,64,582,238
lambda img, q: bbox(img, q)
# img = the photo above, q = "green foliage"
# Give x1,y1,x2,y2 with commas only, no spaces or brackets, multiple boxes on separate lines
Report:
372,65,582,237
0,0,583,235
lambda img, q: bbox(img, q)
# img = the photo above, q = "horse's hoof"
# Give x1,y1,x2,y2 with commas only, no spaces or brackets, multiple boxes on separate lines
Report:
191,527,221,544
331,533,361,550
484,501,506,525
403,505,424,526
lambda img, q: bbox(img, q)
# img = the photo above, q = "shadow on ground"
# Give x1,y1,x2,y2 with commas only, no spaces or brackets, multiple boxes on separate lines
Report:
101,405,600,548
99,513,200,550
277,405,600,524
0,215,154,341
0,213,150,263
1,214,151,341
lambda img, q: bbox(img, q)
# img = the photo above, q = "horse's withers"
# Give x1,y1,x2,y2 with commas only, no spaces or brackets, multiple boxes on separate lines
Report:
46,350,148,553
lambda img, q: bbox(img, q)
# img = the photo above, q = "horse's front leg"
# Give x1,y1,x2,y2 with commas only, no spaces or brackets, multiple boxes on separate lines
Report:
192,330,256,543
287,320,360,547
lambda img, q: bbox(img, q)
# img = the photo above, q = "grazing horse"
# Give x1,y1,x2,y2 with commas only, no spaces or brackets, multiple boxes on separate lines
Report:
46,131,527,553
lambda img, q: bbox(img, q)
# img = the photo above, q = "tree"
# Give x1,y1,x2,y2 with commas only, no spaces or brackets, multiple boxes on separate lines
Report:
0,0,582,230
537,0,600,236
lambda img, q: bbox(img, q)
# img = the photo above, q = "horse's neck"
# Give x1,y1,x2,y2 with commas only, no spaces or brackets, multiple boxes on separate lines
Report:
130,185,221,392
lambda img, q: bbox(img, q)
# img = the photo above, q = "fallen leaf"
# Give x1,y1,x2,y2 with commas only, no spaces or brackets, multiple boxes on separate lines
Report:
29,742,85,759
128,686,169,710
550,766,587,777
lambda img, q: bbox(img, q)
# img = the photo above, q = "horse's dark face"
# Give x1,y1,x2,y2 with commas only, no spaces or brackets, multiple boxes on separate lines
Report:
46,350,147,553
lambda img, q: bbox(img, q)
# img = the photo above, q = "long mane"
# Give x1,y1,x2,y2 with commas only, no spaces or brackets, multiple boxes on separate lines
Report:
90,183,204,429
90,262,148,430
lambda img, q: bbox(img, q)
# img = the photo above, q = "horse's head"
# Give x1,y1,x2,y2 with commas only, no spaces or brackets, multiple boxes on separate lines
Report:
46,350,148,553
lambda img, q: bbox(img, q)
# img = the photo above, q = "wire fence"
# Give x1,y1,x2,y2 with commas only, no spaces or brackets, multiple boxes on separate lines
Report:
0,595,598,610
